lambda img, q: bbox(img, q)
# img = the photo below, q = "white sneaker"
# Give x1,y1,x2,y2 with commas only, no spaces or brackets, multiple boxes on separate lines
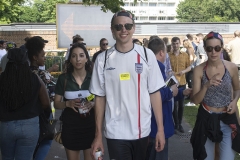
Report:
185,102,196,106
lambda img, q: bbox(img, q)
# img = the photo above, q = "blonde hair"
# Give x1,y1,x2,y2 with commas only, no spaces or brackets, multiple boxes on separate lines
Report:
183,40,193,49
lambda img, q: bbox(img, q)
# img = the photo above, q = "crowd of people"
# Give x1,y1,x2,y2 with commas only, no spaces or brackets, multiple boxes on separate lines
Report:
0,9,240,160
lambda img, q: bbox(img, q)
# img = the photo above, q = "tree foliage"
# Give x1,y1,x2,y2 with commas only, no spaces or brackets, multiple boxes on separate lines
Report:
176,0,240,22
0,0,136,24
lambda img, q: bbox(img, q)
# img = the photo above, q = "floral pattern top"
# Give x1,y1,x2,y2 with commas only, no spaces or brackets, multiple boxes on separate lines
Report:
30,66,56,102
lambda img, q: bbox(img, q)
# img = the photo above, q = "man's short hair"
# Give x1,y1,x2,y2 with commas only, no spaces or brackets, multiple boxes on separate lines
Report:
100,38,107,45
111,10,135,25
171,37,180,43
149,35,160,42
148,38,165,55
162,37,169,45
186,34,194,41
234,30,240,37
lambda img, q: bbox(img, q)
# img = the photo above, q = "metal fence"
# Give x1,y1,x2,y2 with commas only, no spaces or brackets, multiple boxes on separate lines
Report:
45,56,65,72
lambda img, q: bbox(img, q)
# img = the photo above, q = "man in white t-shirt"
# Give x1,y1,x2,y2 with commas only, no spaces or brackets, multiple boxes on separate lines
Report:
227,30,240,76
90,10,165,159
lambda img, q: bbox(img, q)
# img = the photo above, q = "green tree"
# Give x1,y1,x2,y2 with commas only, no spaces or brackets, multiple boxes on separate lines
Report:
176,0,240,22
1,0,136,24
0,0,25,24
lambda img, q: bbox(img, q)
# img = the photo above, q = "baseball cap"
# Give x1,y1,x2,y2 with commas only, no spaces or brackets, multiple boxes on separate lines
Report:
6,42,16,50
34,36,48,43
111,10,135,24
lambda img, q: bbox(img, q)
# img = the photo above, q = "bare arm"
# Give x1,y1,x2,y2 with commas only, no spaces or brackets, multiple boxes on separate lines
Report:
54,94,66,110
38,76,51,118
150,91,165,152
191,66,208,104
91,96,106,157
54,94,82,112
227,64,240,114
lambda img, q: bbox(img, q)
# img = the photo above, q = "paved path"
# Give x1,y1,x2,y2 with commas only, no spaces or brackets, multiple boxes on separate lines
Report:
46,110,193,160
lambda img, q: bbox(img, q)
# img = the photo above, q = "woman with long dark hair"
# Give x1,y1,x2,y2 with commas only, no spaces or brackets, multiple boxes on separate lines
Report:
26,36,56,160
0,48,50,160
190,31,240,160
54,43,95,160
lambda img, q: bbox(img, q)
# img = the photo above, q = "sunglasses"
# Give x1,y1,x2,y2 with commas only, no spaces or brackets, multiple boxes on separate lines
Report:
205,45,222,52
112,23,134,31
102,43,108,46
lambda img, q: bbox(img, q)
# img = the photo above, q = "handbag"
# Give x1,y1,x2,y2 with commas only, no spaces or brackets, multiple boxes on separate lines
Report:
54,74,67,144
38,112,58,142
54,120,63,144
33,113,57,158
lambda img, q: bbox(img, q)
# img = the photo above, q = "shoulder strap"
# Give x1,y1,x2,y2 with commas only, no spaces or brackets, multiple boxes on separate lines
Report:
103,49,108,69
143,46,148,62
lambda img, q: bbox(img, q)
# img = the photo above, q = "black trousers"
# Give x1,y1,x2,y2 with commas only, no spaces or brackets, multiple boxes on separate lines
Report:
107,136,148,160
173,85,186,126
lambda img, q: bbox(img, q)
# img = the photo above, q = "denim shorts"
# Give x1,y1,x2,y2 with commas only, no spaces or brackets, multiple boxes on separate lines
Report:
0,116,39,160
204,121,235,160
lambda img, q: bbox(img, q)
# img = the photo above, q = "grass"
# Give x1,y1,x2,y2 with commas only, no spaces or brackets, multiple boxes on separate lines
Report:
183,99,240,160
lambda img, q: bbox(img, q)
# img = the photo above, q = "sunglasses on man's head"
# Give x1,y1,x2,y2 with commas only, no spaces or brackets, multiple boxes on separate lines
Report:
112,23,134,31
205,45,222,52
102,43,108,46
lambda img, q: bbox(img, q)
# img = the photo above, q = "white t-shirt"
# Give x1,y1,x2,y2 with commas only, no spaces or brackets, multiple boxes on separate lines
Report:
89,44,165,140
0,49,7,64
227,37,240,64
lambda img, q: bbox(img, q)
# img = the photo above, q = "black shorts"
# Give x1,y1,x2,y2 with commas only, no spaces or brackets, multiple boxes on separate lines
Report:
106,136,148,160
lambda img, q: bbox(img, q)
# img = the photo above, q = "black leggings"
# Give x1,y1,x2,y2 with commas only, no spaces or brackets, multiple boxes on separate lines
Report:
107,137,148,160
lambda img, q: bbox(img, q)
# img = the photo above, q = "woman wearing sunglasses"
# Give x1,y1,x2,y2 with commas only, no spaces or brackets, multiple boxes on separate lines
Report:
190,31,240,160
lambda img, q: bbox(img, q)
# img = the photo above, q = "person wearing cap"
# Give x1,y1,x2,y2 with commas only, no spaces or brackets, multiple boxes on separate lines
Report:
90,10,165,159
190,31,240,160
0,48,51,160
91,38,108,64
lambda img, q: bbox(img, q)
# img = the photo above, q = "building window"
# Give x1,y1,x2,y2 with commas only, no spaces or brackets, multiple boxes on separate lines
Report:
149,17,157,20
140,16,148,20
167,3,175,6
139,10,146,14
158,17,166,20
158,3,166,6
167,17,175,20
124,3,129,6
130,3,136,6
159,10,164,14
149,3,157,6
